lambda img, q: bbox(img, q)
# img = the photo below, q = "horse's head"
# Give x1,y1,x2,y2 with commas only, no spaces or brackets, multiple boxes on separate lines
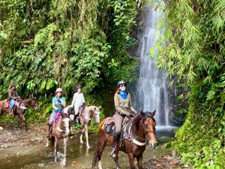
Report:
93,106,101,123
31,99,38,110
60,113,71,136
140,110,156,148
23,98,38,110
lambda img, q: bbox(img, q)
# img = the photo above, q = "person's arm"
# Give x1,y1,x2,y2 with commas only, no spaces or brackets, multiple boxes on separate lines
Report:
114,94,131,116
52,98,58,111
71,94,76,107
128,93,138,114
60,97,66,108
8,90,17,99
82,93,85,103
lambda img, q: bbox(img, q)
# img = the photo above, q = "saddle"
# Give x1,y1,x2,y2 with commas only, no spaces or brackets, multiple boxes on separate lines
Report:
3,100,10,108
102,116,132,150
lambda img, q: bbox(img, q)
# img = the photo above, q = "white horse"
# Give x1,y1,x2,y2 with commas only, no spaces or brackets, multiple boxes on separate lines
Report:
79,106,101,149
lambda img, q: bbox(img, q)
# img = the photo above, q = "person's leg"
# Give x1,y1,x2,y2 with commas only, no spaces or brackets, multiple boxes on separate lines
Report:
9,99,15,115
111,113,123,158
47,112,55,138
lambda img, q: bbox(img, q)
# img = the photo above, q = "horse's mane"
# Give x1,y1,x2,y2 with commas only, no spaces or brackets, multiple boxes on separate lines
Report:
131,112,156,132
132,113,143,132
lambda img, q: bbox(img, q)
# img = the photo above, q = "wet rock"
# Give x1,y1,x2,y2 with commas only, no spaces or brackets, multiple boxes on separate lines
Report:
0,126,3,130
38,163,45,167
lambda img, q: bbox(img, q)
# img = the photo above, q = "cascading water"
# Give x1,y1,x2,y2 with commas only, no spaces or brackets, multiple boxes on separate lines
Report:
133,3,175,130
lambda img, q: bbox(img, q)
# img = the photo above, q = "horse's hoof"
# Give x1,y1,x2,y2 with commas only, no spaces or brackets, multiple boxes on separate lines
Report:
61,158,66,167
80,141,84,144
45,143,49,147
87,145,91,149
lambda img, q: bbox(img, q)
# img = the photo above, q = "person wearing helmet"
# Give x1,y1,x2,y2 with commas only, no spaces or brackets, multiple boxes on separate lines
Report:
71,85,85,123
47,88,66,138
8,84,19,115
111,80,138,157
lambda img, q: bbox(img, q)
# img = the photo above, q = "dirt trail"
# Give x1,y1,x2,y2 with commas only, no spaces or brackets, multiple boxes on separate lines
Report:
0,122,46,159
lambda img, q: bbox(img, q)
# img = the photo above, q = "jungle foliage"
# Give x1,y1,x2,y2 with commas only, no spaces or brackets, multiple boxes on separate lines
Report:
152,0,225,168
0,0,139,119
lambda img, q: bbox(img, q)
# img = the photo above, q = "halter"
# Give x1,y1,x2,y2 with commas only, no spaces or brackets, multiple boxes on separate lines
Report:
130,116,156,146
142,117,156,134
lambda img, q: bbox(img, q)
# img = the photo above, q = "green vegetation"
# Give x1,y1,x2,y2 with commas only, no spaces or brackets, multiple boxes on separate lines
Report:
152,0,225,168
0,0,139,121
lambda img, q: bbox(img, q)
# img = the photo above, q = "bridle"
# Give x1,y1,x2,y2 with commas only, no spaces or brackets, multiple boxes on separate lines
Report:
130,115,156,146
142,117,156,134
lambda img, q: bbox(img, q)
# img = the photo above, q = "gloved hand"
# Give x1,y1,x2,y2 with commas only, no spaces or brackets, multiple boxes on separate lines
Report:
119,107,132,116
130,111,136,117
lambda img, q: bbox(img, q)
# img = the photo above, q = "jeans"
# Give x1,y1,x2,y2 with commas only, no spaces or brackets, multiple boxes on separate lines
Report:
10,99,15,109
49,112,56,125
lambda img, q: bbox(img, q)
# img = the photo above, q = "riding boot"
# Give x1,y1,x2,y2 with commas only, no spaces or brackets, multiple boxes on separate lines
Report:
111,134,120,158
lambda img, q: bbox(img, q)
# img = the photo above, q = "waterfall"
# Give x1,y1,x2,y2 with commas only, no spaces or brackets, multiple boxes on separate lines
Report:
133,4,175,129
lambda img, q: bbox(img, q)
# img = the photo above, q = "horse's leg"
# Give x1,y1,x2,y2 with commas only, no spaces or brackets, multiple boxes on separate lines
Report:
18,112,27,131
84,124,90,149
127,153,136,169
92,134,107,169
80,125,85,144
54,138,58,162
137,155,143,169
113,153,121,169
62,137,68,166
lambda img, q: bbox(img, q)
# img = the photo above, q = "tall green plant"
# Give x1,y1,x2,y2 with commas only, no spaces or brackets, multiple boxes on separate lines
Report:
151,0,225,167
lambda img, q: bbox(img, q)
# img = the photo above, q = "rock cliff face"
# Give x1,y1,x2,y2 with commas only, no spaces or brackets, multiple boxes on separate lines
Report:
130,4,186,127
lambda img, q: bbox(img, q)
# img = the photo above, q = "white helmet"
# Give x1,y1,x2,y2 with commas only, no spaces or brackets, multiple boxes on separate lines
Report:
56,88,63,93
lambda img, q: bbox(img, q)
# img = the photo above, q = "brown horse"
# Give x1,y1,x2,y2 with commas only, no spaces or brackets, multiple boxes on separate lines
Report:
92,111,156,169
0,98,38,130
46,112,71,167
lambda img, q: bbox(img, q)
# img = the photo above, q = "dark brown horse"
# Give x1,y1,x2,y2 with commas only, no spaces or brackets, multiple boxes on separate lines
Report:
0,98,38,130
92,111,156,169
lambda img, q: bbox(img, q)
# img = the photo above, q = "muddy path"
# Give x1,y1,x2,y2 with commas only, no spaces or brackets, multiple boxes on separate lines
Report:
0,123,182,169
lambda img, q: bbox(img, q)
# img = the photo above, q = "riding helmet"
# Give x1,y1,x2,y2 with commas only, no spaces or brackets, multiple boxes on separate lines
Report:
56,88,63,93
74,84,82,92
117,80,126,87
10,84,16,89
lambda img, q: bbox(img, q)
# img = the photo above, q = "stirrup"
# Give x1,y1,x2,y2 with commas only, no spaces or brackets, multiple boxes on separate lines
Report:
111,148,117,158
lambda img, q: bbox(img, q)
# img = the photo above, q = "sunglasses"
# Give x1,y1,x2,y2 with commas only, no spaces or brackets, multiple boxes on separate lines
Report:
120,84,126,87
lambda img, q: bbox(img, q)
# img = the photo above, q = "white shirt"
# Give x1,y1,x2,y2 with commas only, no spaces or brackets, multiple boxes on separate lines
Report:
72,92,85,107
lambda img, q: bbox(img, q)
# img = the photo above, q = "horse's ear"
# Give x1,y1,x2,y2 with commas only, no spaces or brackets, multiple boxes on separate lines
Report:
151,110,156,117
99,106,102,109
140,111,145,117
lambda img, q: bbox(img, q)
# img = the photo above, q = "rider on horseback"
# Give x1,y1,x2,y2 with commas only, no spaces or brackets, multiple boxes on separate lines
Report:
47,88,66,138
72,84,85,123
111,80,138,157
8,84,20,115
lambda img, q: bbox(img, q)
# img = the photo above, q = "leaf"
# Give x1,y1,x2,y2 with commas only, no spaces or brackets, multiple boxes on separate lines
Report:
41,80,46,90
46,79,55,90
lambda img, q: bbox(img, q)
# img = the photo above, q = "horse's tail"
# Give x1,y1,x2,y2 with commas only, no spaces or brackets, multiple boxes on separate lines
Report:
92,135,99,168
92,119,107,168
